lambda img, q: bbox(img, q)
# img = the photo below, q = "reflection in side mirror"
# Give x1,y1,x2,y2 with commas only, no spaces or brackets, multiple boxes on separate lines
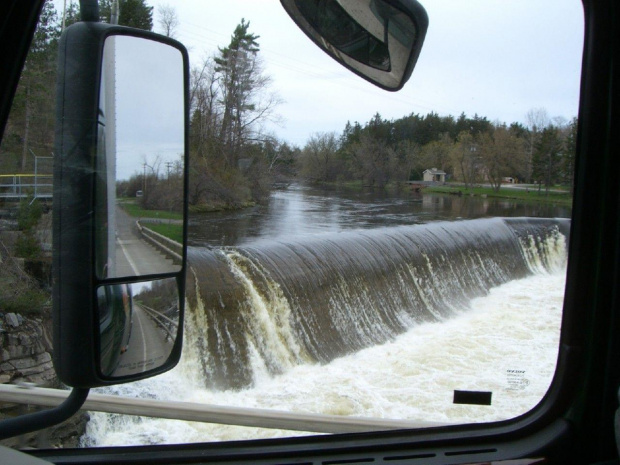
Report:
281,0,428,91
98,278,180,377
96,35,185,280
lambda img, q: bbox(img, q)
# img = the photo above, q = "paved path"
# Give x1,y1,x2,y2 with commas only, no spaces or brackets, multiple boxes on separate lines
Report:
114,204,177,277
112,303,173,377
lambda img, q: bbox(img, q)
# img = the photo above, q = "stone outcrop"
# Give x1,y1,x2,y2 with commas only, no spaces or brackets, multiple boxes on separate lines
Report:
0,313,55,386
0,312,91,449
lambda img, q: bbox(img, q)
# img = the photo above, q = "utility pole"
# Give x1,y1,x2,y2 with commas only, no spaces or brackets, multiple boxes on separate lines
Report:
62,0,67,30
103,5,119,274
110,0,119,25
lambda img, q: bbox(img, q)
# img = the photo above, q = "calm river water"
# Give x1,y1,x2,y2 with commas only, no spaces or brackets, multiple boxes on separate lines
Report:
188,183,571,247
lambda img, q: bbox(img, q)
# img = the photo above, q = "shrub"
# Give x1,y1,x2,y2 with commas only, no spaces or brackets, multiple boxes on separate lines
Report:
17,197,42,231
15,232,42,260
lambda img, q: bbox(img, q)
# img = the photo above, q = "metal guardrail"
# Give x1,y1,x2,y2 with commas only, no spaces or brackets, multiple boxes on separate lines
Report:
0,174,52,200
0,384,447,434
136,221,183,264
138,303,178,340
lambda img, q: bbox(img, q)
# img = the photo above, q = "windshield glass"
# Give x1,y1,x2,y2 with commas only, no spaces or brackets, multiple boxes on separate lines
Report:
0,0,582,449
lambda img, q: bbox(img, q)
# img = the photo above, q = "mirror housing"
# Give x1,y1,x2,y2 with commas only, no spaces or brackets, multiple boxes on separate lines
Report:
52,21,189,388
281,0,428,91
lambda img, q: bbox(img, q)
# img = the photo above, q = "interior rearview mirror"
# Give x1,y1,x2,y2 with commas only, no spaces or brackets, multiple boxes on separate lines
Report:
53,23,189,388
280,0,428,91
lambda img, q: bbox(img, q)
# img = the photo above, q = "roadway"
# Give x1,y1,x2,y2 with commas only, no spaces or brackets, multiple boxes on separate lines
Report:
112,303,173,377
114,204,177,277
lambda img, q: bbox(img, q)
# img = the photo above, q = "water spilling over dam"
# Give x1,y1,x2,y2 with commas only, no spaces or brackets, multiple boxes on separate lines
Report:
184,217,569,390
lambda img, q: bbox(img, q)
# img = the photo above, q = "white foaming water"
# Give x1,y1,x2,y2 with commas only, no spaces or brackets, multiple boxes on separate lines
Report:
82,270,565,447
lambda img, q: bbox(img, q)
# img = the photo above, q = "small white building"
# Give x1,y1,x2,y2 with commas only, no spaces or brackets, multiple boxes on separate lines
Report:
423,168,446,183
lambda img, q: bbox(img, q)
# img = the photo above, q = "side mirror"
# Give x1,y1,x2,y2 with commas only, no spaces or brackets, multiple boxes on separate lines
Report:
280,0,428,91
53,22,189,388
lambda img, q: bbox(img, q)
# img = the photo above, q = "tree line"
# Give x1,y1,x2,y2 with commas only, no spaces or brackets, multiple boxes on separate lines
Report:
297,109,577,193
1,0,578,214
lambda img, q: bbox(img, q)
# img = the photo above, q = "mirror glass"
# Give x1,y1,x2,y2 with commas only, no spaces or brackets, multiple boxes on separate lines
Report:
98,277,180,377
296,0,391,71
95,35,185,279
283,0,423,90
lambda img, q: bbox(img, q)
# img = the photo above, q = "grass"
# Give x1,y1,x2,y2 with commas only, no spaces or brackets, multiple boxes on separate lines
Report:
145,223,183,244
118,198,183,220
118,198,183,242
425,184,573,206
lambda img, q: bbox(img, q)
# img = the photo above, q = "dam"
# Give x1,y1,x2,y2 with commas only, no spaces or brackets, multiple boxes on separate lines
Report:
184,217,569,390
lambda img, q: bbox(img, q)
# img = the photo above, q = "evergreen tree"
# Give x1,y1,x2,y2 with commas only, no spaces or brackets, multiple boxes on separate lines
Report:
4,0,61,172
213,19,265,168
562,117,578,192
99,0,153,30
532,126,563,193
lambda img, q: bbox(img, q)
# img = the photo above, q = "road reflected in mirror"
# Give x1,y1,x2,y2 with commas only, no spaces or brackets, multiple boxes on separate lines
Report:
95,34,185,280
98,278,180,378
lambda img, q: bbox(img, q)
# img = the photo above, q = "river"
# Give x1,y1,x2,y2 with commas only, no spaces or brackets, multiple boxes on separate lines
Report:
188,184,570,247
83,185,570,446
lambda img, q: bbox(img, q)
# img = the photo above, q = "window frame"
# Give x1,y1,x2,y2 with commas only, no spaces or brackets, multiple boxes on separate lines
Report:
2,0,618,462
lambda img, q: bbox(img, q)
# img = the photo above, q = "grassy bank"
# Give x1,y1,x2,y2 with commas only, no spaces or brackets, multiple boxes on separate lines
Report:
118,198,183,221
425,185,573,206
145,222,183,243
118,199,183,242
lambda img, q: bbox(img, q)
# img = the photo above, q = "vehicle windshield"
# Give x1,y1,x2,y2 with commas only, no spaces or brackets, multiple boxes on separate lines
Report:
0,0,583,449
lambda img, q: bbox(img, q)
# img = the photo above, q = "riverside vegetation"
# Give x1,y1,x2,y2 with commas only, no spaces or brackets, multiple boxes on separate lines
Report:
0,1,576,222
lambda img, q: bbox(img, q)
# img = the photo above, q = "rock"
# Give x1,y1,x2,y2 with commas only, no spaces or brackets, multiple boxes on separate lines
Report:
1,314,56,388
5,313,19,328
12,358,36,370
35,353,51,364
9,344,31,359
0,363,13,372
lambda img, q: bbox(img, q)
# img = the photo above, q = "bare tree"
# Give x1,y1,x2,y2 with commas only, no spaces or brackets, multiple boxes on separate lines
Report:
157,4,179,38
299,132,341,182
420,133,453,174
450,131,480,188
479,125,526,192
348,135,397,188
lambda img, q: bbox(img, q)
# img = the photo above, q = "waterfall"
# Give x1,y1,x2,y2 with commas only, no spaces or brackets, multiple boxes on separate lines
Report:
184,217,569,390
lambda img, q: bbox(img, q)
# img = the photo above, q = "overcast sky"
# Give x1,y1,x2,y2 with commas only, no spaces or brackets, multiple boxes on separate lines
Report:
157,0,584,146
55,0,585,147
107,35,184,179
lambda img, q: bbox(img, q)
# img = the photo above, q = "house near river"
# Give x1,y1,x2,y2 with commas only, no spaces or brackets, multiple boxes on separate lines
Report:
422,168,446,183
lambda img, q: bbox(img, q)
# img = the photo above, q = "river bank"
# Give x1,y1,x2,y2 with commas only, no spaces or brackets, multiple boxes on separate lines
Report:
296,180,573,207
424,184,573,206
